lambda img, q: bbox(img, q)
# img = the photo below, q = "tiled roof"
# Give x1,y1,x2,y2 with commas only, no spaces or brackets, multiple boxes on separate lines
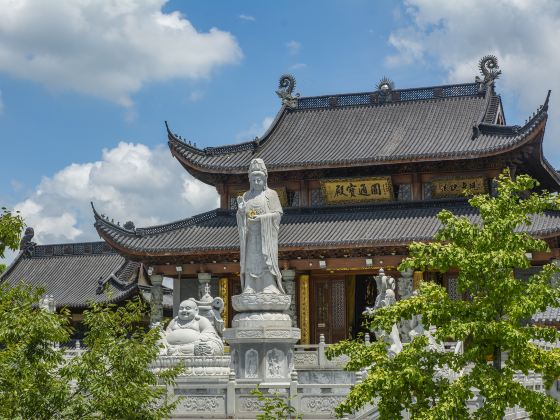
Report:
94,199,560,256
0,242,140,309
532,303,560,325
168,83,549,174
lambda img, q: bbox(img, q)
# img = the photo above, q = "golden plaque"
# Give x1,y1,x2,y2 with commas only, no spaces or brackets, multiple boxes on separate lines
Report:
321,177,393,204
432,176,487,198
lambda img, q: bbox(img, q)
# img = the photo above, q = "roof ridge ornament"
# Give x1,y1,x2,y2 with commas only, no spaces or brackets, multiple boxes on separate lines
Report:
19,227,36,256
476,55,501,85
377,77,395,94
276,74,299,109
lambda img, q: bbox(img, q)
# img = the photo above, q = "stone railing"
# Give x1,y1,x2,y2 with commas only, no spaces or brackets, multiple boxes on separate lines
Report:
293,333,358,370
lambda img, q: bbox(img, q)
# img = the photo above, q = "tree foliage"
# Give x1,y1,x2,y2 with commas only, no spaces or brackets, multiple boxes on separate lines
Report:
251,386,302,420
327,170,560,418
0,283,181,419
0,207,25,273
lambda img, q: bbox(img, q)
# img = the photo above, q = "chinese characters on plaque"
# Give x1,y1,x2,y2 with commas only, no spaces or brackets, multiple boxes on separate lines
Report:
431,176,486,198
321,177,393,204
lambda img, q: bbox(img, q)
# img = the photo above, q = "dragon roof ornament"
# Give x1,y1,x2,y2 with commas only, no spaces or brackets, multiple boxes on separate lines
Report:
276,74,299,108
476,55,501,85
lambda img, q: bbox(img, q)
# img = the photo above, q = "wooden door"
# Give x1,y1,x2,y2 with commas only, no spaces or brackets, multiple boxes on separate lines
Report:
311,277,347,344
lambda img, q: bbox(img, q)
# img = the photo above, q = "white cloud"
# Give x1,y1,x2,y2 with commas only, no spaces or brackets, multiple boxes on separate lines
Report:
0,0,243,107
235,116,274,142
387,0,560,162
0,89,4,114
290,63,307,70
239,14,255,22
14,142,219,245
188,90,205,102
10,179,23,191
286,40,301,55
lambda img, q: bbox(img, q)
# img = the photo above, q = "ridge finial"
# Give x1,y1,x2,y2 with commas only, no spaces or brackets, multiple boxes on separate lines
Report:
276,74,299,108
476,55,501,84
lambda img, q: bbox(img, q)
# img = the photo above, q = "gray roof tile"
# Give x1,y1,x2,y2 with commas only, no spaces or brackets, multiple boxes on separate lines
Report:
168,83,549,173
0,242,140,309
94,200,560,255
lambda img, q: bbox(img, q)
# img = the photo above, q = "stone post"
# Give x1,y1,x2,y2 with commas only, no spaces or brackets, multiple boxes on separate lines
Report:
198,272,211,299
226,369,236,417
150,274,163,326
318,333,327,367
289,370,299,410
281,269,297,327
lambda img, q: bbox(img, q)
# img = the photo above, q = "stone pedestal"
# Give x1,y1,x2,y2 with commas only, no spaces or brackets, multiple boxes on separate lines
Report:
224,293,300,383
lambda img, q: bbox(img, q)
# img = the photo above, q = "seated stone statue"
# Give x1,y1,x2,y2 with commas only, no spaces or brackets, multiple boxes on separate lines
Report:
164,298,224,356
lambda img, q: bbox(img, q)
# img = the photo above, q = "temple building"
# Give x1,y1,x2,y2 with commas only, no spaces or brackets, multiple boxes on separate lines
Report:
0,240,173,333
3,57,560,343
91,57,560,344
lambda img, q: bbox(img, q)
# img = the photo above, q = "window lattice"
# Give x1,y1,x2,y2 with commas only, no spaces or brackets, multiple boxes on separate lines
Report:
310,189,324,206
447,277,460,300
422,182,432,200
287,191,300,207
396,184,412,201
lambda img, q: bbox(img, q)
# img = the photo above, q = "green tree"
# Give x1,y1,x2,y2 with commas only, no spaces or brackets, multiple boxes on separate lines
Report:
327,170,560,418
251,386,302,420
0,283,181,419
0,207,25,273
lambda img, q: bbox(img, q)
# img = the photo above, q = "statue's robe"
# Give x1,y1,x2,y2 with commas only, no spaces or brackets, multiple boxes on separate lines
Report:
237,187,285,293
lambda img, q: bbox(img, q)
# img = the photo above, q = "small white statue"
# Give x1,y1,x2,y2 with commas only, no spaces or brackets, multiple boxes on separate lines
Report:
374,269,395,310
164,298,224,356
236,158,285,294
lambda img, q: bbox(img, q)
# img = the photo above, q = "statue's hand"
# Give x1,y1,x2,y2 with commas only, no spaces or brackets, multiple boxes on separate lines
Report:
237,196,245,209
247,214,259,223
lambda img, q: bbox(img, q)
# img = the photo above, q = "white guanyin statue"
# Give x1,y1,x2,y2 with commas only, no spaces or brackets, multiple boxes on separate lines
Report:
236,158,285,295
164,298,224,356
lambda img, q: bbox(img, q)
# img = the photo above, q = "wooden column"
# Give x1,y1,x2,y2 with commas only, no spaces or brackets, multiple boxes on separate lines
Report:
413,271,423,290
300,180,309,207
216,183,228,209
412,173,422,201
219,277,229,327
173,275,181,317
298,274,310,344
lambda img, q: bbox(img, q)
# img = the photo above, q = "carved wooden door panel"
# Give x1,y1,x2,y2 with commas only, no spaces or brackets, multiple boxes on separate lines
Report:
311,277,347,344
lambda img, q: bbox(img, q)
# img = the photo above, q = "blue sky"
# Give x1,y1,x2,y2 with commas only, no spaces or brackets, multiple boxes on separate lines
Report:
1,0,560,252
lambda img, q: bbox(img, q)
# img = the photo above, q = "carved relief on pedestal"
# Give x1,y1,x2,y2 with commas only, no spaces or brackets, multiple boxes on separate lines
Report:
245,349,258,378
179,396,222,412
266,348,284,378
301,396,346,414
